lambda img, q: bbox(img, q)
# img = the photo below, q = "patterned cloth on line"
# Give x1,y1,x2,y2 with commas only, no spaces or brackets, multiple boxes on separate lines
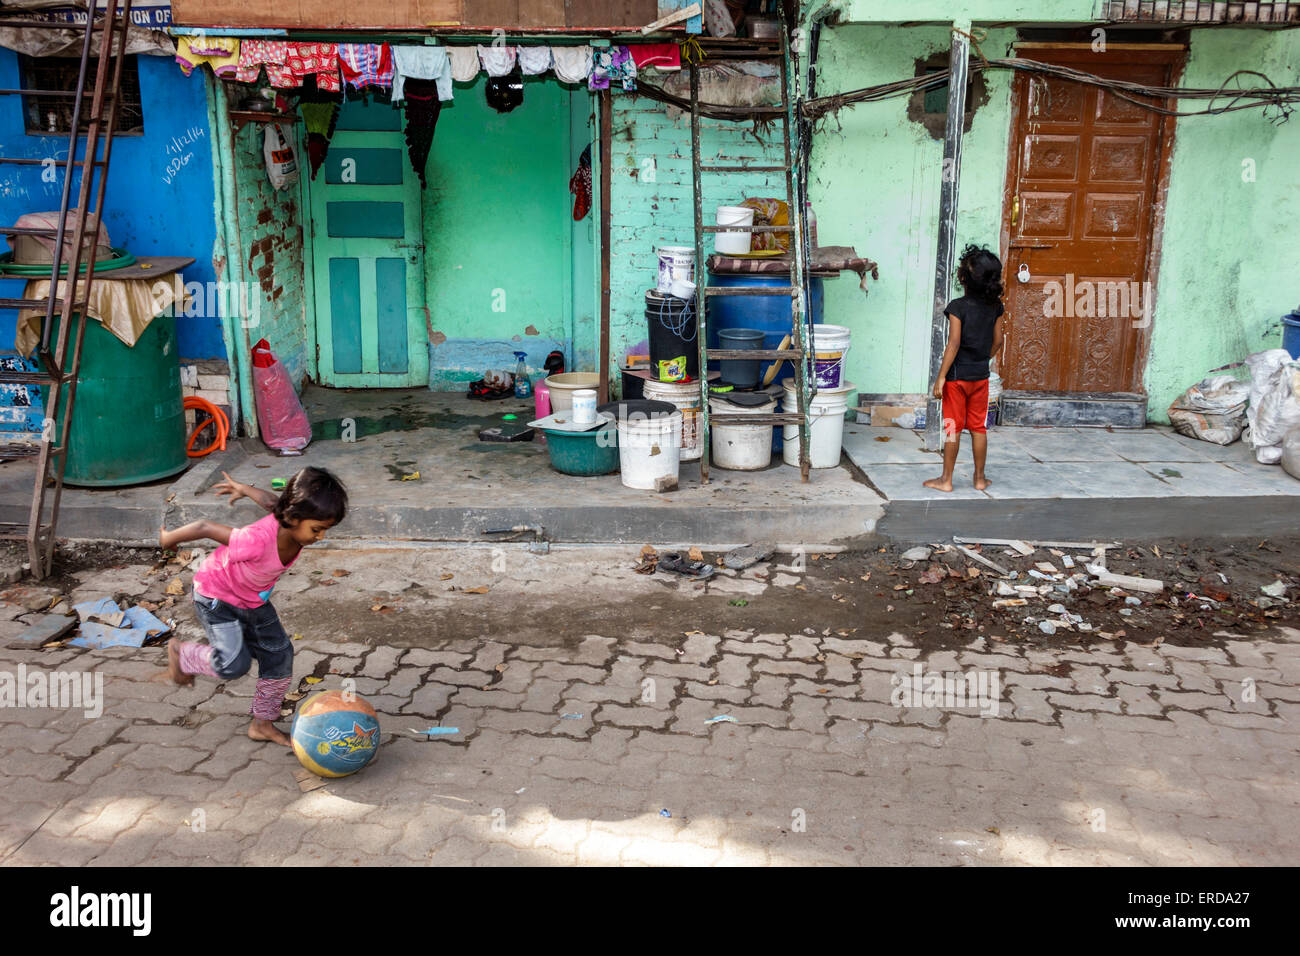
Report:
589,45,635,91
286,42,340,92
338,42,394,91
235,39,292,87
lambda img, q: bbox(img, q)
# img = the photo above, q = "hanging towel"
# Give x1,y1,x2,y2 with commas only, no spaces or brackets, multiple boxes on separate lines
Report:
402,77,442,188
338,43,394,91
551,45,593,84
392,45,453,103
447,45,480,82
629,43,681,72
589,46,635,92
236,39,292,87
176,35,239,79
286,42,340,92
477,44,517,78
299,95,340,180
517,45,552,76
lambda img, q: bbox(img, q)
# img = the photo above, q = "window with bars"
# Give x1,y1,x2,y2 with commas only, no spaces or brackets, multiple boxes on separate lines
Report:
18,54,144,136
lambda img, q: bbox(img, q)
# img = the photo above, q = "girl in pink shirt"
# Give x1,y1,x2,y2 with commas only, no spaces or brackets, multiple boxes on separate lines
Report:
159,466,348,747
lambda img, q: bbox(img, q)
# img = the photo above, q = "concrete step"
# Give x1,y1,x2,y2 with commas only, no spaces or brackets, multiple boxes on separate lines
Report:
999,390,1147,428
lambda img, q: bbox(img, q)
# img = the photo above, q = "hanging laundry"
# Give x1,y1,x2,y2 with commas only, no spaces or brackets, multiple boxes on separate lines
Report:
551,45,593,84
589,46,635,92
485,66,523,114
477,44,517,78
236,39,293,87
286,42,340,92
629,43,681,72
298,89,340,181
447,46,480,82
338,43,395,92
392,46,453,102
175,35,239,79
517,45,551,76
402,77,441,188
569,144,592,221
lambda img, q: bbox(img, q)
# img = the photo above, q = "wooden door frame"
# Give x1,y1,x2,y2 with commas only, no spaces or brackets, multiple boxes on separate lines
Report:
997,43,1186,394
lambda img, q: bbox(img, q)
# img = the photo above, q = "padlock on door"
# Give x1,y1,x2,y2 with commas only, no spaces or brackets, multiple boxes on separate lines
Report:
1017,262,1031,284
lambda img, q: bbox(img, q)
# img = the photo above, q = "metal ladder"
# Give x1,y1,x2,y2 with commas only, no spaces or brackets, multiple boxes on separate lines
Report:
689,26,815,482
0,0,133,578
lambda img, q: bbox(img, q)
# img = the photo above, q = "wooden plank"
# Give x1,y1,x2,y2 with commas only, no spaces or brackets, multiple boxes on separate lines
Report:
598,87,611,405
567,0,657,28
171,0,464,27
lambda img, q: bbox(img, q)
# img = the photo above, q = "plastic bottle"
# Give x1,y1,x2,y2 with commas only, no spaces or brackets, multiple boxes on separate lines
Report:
513,351,532,399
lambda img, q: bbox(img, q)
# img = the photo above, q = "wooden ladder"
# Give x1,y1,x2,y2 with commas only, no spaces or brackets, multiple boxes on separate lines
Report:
0,0,134,577
688,24,815,482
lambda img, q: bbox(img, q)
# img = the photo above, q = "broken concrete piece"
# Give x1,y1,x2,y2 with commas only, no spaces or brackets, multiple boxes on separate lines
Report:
952,544,1009,577
1035,562,1059,574
14,614,77,645
1261,580,1288,599
901,546,932,563
994,582,1017,597
2,585,62,612
723,544,773,571
1094,572,1164,594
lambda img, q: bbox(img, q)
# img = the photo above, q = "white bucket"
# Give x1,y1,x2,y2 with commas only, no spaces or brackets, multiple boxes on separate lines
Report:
572,389,597,424
618,410,683,490
781,379,854,469
657,245,696,295
644,377,703,461
709,394,776,471
809,324,852,389
545,372,600,413
714,205,754,256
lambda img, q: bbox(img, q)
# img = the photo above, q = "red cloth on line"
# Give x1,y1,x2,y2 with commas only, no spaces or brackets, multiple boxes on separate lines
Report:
942,378,989,437
630,43,681,71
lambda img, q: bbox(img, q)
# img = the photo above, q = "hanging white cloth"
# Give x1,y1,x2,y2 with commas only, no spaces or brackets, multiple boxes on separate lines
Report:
391,46,453,102
477,43,517,78
550,45,593,84
447,45,480,82
517,45,552,76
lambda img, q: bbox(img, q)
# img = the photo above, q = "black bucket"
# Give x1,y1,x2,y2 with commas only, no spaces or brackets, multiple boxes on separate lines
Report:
645,289,699,383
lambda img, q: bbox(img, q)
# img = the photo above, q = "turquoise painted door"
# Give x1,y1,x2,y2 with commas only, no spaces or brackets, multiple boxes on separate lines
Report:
310,99,427,387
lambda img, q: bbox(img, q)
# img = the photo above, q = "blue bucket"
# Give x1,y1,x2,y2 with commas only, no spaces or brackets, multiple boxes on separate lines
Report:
1283,312,1300,360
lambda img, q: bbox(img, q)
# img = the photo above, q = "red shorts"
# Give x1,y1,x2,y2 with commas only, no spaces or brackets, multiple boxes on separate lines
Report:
942,378,989,437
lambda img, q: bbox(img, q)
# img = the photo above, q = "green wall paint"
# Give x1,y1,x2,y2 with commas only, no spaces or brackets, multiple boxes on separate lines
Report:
1145,29,1300,420
808,23,1299,420
423,75,586,388
827,0,1098,23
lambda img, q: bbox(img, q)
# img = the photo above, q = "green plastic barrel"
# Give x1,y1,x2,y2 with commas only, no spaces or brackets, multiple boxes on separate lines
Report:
44,311,188,486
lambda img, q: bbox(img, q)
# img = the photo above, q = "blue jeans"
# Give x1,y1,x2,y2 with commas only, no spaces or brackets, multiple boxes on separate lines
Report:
192,590,293,681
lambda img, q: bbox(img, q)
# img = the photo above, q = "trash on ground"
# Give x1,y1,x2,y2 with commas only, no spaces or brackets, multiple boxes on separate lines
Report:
560,713,584,720
659,808,672,818
1261,580,1288,598
723,544,773,570
952,544,1009,577
1167,373,1250,445
410,727,460,737
900,546,932,563
1093,571,1164,594
705,715,738,724
658,552,715,580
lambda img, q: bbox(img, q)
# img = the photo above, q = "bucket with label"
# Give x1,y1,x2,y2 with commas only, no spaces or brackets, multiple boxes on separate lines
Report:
781,379,854,469
599,399,682,490
709,392,776,471
645,289,699,382
656,245,696,295
643,377,703,461
808,324,852,389
714,205,754,255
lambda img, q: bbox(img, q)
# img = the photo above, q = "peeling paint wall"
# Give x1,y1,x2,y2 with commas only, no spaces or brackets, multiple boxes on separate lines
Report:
227,120,307,388
1145,28,1300,420
808,22,1300,419
0,51,221,361
607,93,786,383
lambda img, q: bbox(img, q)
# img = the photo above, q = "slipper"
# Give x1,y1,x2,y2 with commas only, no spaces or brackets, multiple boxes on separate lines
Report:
657,552,715,580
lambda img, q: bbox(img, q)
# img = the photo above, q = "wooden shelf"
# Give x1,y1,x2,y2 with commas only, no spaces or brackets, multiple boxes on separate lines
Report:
228,110,296,132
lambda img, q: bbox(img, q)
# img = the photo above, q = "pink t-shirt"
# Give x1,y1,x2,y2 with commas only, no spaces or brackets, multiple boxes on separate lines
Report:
192,513,297,609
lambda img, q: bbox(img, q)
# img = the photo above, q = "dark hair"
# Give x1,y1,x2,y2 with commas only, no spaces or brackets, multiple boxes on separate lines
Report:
956,244,1004,304
274,466,348,528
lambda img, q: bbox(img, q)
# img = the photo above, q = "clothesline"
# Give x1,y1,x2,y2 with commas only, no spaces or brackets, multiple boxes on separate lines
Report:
175,38,684,98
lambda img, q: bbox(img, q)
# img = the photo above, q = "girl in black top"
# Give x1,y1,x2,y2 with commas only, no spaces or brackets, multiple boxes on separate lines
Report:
924,244,1006,492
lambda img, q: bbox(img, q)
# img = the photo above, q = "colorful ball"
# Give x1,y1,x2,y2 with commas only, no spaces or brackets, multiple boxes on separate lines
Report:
290,690,381,778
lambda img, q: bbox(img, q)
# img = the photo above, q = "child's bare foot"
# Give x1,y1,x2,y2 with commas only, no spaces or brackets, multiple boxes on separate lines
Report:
166,638,193,686
248,718,292,747
922,477,954,492
973,475,992,491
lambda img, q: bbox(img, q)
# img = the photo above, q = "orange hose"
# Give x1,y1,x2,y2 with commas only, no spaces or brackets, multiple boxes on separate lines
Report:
185,396,229,458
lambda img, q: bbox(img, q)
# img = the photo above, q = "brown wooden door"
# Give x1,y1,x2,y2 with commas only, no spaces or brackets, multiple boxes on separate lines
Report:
999,47,1182,394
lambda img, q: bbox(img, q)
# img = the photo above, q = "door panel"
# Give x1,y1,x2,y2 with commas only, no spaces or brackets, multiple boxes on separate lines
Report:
310,99,427,387
1000,49,1180,395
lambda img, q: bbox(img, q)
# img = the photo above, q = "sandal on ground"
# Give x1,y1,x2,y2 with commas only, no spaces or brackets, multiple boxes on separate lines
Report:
657,552,715,580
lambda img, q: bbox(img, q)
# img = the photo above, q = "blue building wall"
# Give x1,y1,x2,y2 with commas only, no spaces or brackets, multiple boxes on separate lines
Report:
0,50,222,360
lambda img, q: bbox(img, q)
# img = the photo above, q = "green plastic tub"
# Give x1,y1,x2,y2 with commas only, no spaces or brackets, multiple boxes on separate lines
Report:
542,422,619,476
43,312,188,487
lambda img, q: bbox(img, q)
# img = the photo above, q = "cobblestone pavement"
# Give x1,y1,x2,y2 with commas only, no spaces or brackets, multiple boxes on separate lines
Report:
1,545,1298,866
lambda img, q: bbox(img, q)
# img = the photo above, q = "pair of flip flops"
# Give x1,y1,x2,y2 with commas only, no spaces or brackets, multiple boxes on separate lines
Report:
657,552,715,581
